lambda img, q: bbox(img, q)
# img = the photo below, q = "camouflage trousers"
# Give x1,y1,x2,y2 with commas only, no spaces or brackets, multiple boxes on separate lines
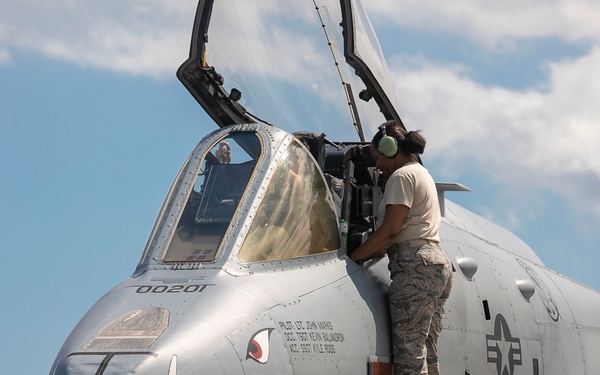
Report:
388,242,453,375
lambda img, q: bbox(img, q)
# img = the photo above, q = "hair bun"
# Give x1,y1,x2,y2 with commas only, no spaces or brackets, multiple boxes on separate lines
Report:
403,130,426,155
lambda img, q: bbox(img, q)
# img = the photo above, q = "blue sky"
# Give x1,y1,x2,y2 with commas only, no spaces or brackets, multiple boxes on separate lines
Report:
2,1,600,374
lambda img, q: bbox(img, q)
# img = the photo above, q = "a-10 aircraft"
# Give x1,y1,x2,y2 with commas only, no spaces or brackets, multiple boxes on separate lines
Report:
50,1,600,374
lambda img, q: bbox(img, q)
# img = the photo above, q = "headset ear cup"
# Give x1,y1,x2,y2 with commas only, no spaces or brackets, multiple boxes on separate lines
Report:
378,136,398,158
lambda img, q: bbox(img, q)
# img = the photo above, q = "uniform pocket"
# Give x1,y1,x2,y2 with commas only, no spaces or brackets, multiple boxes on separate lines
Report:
416,246,448,266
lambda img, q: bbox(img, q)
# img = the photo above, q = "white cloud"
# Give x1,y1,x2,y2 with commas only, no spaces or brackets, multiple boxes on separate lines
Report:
0,0,196,79
365,0,600,47
388,46,600,226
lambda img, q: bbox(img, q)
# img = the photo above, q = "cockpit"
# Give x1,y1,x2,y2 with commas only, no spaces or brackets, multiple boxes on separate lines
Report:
139,126,340,269
138,0,406,272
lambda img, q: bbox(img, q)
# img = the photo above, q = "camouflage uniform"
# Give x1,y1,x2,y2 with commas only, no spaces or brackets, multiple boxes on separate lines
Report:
388,241,453,375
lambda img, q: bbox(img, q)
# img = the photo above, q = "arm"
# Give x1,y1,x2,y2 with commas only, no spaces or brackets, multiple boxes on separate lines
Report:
350,204,409,264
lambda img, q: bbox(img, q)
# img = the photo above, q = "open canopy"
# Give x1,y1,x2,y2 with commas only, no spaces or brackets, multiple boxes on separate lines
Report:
177,0,405,141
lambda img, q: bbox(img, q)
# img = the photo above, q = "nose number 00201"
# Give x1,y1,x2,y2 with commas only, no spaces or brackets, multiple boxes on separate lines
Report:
135,285,208,294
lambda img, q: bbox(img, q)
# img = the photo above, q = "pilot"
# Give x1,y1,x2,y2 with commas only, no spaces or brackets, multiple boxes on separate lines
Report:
215,141,231,164
351,121,453,375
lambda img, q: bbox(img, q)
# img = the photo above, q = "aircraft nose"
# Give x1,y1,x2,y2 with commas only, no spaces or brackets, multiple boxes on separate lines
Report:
50,285,266,375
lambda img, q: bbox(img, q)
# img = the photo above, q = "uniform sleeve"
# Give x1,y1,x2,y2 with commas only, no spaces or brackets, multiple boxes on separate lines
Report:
384,172,415,209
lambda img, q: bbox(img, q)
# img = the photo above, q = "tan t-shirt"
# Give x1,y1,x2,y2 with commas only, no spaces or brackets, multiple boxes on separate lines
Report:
377,162,440,243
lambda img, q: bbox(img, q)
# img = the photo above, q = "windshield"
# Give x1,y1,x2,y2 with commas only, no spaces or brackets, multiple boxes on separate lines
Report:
163,132,261,262
238,139,339,262
202,0,395,140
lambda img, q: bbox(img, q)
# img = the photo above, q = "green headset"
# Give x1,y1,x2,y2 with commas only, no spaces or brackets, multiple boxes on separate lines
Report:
378,124,399,158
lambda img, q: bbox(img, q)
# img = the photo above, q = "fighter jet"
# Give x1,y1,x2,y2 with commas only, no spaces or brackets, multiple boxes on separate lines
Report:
50,1,600,374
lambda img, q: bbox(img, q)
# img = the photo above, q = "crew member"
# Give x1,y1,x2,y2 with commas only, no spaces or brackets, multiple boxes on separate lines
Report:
351,120,453,375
